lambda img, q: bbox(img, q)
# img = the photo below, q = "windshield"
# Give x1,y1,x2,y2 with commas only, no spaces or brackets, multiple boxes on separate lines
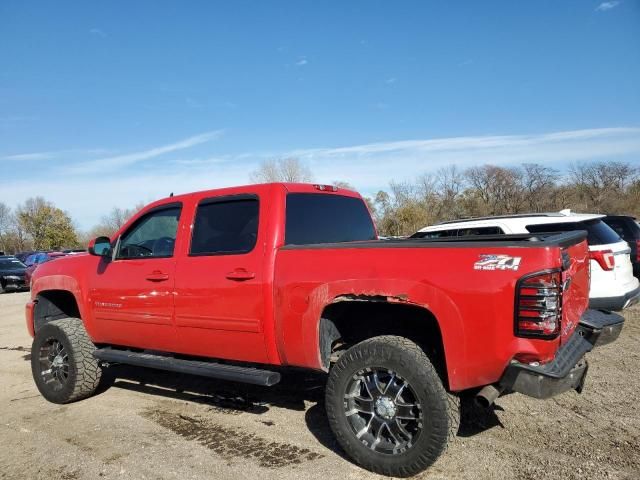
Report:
0,258,26,270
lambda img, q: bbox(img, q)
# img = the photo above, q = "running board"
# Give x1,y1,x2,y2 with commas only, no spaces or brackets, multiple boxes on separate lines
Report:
93,348,281,387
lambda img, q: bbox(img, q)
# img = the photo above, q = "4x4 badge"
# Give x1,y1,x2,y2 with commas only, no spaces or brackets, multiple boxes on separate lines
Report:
474,254,522,271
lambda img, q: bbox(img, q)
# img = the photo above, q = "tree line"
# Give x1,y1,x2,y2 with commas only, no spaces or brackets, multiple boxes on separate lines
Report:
0,159,637,253
370,161,638,236
0,199,142,254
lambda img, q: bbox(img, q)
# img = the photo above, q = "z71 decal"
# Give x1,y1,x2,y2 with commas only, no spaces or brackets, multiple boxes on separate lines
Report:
474,254,522,271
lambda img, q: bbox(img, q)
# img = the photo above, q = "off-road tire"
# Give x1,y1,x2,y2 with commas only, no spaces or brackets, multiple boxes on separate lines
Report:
31,317,103,404
325,335,460,477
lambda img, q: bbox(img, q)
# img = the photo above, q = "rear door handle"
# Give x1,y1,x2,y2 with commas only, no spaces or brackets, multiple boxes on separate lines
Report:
226,269,255,281
146,271,169,282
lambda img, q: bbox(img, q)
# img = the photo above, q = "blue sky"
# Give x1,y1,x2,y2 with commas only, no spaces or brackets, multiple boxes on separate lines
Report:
1,1,639,229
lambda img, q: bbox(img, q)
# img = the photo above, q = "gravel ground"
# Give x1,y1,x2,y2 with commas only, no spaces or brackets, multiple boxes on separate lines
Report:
1,291,638,480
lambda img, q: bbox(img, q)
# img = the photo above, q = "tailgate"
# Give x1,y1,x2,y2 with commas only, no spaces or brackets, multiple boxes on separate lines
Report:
560,239,590,344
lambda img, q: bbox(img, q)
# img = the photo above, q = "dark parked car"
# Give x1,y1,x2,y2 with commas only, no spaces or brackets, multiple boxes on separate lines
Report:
603,215,640,278
0,255,28,292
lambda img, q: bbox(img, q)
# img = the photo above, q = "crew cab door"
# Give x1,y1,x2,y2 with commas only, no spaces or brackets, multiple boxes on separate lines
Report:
88,203,182,352
173,193,270,363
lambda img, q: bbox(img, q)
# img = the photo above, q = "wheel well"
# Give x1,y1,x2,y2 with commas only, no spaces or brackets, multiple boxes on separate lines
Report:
319,299,450,388
34,290,81,333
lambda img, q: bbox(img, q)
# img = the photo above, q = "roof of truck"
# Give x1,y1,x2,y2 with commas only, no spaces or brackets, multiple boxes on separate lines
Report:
153,182,361,204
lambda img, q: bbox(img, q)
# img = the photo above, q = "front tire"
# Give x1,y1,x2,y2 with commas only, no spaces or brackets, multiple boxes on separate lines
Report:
325,335,459,477
31,318,103,404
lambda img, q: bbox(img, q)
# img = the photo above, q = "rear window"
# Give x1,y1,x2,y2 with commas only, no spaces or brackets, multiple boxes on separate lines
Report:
526,219,621,245
285,193,376,245
603,217,640,241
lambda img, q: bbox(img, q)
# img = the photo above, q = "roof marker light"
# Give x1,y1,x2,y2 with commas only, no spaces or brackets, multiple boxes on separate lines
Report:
314,184,338,192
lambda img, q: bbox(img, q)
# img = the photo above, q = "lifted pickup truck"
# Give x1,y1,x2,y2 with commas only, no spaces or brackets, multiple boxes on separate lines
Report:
26,183,624,477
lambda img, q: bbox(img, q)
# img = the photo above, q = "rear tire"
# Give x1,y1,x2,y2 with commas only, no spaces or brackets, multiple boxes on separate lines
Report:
325,335,459,477
31,318,103,404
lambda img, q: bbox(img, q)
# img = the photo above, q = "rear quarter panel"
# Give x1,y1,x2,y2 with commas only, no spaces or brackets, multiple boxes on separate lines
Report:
274,243,571,391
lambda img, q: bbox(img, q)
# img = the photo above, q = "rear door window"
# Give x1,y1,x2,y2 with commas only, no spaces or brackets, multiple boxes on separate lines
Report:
526,219,621,245
190,196,259,255
410,229,457,239
457,226,504,236
411,226,504,239
285,194,376,245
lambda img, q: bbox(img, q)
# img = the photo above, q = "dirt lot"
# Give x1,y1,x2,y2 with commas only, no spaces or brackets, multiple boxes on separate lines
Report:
1,291,638,480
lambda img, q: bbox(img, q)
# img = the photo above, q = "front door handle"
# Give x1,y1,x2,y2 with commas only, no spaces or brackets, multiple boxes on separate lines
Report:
226,268,255,281
146,271,169,282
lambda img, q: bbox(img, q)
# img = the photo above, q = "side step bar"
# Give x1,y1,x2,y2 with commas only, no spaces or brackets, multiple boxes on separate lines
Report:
93,348,281,387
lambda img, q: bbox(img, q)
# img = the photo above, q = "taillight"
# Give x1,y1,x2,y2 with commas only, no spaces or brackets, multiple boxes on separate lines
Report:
515,270,562,339
636,240,640,262
589,250,615,271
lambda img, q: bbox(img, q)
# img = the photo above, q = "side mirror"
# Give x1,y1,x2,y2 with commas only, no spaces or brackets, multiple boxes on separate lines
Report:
88,236,112,257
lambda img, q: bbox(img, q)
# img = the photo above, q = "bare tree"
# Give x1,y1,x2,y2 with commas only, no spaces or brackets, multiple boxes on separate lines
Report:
434,165,466,220
569,162,638,212
521,163,558,212
332,180,355,190
0,202,12,252
249,157,313,183
101,205,143,233
465,165,524,215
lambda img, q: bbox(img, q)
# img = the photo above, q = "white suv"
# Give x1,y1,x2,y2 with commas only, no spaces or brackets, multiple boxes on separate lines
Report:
412,210,640,311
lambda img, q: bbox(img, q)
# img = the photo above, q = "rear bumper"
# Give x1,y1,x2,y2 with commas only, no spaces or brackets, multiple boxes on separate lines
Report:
499,309,624,399
589,285,640,311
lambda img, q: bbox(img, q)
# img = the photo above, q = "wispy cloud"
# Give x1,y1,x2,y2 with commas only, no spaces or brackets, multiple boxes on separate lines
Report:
384,77,397,85
1,152,55,161
295,56,308,66
89,28,107,37
290,127,640,159
67,130,224,174
2,127,639,230
595,1,620,11
0,115,39,127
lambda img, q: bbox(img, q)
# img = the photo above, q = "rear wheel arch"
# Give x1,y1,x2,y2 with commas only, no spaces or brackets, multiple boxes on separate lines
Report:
318,298,451,390
33,290,82,333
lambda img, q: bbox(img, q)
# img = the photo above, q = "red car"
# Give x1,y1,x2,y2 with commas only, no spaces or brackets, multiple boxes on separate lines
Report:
24,252,67,284
26,183,623,476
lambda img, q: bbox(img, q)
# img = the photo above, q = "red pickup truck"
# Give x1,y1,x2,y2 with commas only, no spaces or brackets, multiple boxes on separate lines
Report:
26,183,624,477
